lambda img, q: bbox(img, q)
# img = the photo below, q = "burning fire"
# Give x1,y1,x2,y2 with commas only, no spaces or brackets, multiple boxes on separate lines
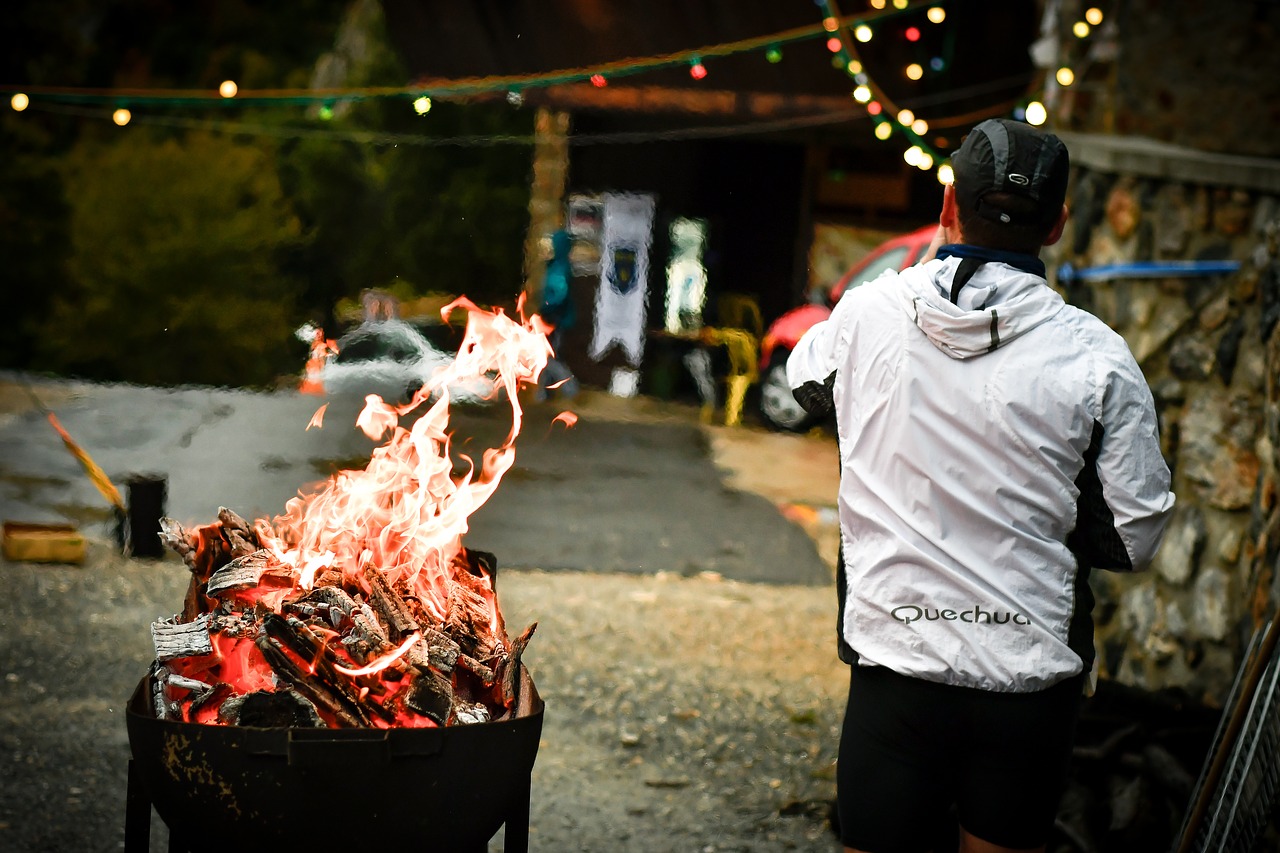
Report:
153,297,566,729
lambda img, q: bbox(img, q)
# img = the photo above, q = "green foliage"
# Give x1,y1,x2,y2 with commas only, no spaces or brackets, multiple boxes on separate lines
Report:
35,130,305,388
4,0,535,388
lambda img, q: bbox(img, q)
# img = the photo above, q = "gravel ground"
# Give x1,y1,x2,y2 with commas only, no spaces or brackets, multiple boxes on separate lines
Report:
0,380,848,852
0,543,846,853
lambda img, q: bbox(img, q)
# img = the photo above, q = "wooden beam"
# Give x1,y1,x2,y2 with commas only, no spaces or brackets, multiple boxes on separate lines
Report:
525,83,855,119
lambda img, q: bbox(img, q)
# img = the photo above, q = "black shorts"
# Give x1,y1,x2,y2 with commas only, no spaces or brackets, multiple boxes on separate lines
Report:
837,664,1084,852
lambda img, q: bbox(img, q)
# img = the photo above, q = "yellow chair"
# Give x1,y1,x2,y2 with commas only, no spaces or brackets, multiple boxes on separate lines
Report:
702,294,763,426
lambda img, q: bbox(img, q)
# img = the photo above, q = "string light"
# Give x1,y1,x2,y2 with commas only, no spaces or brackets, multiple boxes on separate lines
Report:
911,118,929,135
1056,67,1075,86
937,163,954,185
917,151,933,170
854,25,873,42
875,121,893,140
906,63,923,80
765,44,783,63
845,59,863,75
927,7,946,24
11,92,28,111
869,0,886,8
1072,21,1090,38
904,145,923,166
590,74,607,87
897,108,914,126
867,100,882,115
905,26,921,42
219,80,238,99
892,0,907,8
689,57,708,79
413,95,432,114
853,85,872,103
1025,101,1047,125
823,16,840,32
112,108,131,126
1085,7,1104,25
827,36,843,52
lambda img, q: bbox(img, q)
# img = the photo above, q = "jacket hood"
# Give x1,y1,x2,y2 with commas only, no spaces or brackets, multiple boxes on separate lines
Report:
896,256,1065,359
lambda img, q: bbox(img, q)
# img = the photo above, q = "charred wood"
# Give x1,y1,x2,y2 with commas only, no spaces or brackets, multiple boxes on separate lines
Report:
456,654,495,684
230,689,326,728
498,622,538,717
216,506,260,557
404,667,454,725
362,562,420,641
206,550,289,598
151,613,213,661
255,629,368,728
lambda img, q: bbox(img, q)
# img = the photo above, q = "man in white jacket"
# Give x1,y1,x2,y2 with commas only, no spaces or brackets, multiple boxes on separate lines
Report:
788,119,1175,853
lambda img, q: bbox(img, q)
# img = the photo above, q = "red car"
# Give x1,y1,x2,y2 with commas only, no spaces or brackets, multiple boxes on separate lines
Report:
757,224,938,431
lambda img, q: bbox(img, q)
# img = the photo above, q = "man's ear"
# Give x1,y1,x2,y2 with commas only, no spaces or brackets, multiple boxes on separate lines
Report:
940,184,959,229
1043,204,1069,247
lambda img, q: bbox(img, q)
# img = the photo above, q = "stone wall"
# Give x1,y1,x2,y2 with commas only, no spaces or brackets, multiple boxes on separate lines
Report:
1043,133,1280,705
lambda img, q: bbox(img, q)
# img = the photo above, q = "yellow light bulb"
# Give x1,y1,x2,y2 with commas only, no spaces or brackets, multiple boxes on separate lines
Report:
113,108,131,126
11,93,29,111
906,63,923,80
904,146,923,167
893,0,908,8
875,122,893,140
414,96,432,115
853,85,872,103
1086,7,1103,25
846,60,863,75
219,80,238,98
918,152,934,170
1073,21,1090,38
897,108,915,126
1056,67,1075,86
855,25,873,42
870,0,886,8
927,7,946,24
937,163,954,185
1025,101,1048,126
912,118,929,135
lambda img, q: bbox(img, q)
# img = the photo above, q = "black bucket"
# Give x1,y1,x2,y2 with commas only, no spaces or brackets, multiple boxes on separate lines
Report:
125,667,543,853
117,474,167,559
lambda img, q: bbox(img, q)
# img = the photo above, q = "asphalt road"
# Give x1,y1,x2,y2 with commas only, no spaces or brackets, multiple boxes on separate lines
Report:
0,373,830,586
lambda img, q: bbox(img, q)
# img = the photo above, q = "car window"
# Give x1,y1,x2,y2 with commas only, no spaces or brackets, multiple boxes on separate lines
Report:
848,246,911,290
336,332,422,364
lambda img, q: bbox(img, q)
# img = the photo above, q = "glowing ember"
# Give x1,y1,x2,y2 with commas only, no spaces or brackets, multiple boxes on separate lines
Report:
152,298,564,729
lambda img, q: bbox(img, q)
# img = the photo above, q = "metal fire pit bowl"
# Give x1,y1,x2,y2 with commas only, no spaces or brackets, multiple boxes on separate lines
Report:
124,667,543,853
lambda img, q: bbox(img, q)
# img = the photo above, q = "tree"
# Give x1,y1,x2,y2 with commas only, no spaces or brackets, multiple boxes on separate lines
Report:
36,130,306,388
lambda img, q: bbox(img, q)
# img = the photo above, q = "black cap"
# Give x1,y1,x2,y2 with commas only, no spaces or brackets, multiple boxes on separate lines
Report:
951,119,1070,228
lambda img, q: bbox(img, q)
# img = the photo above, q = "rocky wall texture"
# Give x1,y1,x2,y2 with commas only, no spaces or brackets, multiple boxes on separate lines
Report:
1048,164,1280,706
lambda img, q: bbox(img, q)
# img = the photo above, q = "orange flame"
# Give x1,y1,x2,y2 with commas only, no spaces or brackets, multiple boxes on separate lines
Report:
262,299,550,633
333,631,421,677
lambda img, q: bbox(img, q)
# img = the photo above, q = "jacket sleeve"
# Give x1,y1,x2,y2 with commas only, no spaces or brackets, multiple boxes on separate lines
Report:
786,294,857,417
1073,351,1175,572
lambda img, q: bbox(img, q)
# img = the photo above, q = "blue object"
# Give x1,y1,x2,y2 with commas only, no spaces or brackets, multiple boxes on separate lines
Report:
1058,259,1242,284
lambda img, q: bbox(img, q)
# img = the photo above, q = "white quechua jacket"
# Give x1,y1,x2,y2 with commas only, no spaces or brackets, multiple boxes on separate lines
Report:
788,253,1175,692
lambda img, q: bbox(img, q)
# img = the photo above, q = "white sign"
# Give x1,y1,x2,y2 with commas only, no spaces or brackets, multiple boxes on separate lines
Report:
590,192,656,366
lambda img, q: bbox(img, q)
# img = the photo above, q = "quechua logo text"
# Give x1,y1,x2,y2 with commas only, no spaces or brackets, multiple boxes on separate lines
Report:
890,604,1030,626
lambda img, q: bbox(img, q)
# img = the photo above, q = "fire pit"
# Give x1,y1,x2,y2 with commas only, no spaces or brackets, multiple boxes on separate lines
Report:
122,300,565,852
125,665,542,852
